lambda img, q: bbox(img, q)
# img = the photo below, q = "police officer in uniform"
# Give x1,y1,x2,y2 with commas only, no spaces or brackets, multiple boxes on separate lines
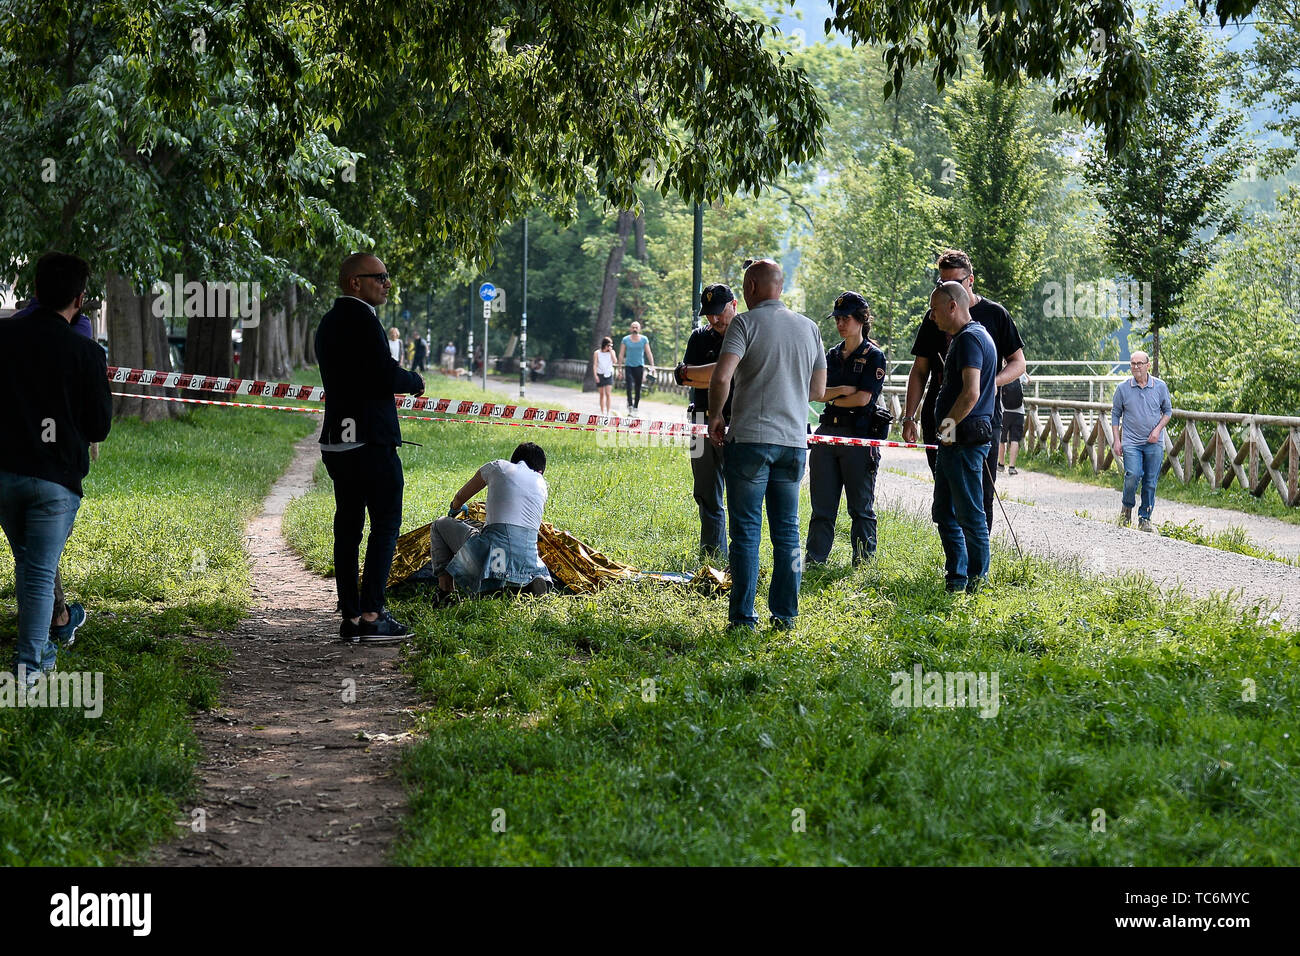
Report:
806,292,887,567
675,283,736,562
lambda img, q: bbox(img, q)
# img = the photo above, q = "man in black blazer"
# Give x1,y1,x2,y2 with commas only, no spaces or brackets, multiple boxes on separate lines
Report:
315,253,425,643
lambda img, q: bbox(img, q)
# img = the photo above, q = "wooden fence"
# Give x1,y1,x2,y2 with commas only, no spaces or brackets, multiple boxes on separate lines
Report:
878,388,1300,506
1020,398,1300,507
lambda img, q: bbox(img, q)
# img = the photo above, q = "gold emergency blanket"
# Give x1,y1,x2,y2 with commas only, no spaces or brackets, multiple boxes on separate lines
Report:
387,501,729,594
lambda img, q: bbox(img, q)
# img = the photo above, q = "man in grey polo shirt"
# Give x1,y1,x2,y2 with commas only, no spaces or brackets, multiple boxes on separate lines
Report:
708,259,827,630
1110,350,1173,531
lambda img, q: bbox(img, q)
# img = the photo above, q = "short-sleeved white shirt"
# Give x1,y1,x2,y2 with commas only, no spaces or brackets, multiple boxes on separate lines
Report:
481,459,548,528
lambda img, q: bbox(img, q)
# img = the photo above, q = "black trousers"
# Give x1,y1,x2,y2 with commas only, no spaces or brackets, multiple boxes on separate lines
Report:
321,444,404,619
625,365,644,408
806,423,880,564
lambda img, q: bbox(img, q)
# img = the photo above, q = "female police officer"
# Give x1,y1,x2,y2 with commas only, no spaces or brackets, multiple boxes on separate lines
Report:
805,292,887,567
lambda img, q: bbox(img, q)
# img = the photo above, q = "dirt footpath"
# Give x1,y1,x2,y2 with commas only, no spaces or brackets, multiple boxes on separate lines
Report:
147,434,420,866
878,447,1300,624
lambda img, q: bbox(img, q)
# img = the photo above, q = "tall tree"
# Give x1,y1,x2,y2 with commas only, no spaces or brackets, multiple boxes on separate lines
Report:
1084,5,1252,372
800,145,946,358
585,211,634,389
943,75,1050,318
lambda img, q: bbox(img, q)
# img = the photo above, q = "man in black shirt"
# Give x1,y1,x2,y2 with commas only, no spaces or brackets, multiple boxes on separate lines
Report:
0,252,112,683
315,253,425,644
901,249,1026,533
674,283,736,562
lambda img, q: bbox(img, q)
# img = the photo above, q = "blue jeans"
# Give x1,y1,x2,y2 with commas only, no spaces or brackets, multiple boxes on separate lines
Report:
0,471,81,674
724,442,805,628
932,443,991,589
1122,442,1164,520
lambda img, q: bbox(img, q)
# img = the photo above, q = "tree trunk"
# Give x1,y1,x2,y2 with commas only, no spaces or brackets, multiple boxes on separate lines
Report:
184,310,233,379
298,285,318,367
629,213,648,326
240,312,261,378
1151,326,1161,377
286,284,307,369
584,210,634,390
106,271,182,421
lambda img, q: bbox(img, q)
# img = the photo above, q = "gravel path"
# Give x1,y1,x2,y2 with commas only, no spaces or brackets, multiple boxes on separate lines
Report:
879,448,1300,625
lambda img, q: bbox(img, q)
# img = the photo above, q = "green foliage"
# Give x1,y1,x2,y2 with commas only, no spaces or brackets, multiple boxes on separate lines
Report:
1165,186,1300,417
1084,5,1253,368
944,75,1050,317
0,1,365,297
800,144,946,357
1156,519,1298,564
0,406,317,864
825,1,1264,156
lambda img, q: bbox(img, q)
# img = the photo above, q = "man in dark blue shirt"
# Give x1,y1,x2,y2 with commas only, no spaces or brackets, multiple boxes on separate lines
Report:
930,280,997,593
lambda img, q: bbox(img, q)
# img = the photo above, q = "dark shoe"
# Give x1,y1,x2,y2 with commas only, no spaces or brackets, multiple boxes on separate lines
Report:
1138,518,1155,533
1119,507,1132,527
523,577,552,596
430,588,458,608
1008,466,1018,476
52,602,87,647
965,576,987,595
997,462,1006,472
945,580,967,594
352,611,412,645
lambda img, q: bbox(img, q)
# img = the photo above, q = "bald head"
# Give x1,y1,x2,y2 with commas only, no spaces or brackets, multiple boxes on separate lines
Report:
929,280,972,334
742,258,783,309
338,252,390,306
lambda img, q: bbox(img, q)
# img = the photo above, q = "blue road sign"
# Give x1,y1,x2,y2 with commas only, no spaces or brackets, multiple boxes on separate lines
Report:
478,282,496,301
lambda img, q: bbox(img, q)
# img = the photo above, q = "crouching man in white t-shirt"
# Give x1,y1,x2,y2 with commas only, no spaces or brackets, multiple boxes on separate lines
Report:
432,442,553,602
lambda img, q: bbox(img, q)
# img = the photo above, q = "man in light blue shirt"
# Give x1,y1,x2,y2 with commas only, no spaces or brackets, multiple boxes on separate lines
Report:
1110,350,1173,531
618,321,655,416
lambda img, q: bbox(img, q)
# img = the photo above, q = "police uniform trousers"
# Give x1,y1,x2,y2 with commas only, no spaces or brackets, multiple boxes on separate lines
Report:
806,421,880,564
689,411,726,560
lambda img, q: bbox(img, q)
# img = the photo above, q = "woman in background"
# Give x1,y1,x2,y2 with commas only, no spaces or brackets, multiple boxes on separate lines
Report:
388,327,403,365
593,336,615,415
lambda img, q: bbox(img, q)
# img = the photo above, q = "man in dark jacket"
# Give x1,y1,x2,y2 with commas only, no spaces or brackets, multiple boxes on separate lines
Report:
315,253,425,643
0,252,112,682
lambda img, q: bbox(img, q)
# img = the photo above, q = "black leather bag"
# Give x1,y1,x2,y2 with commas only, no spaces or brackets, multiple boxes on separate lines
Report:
858,400,892,440
956,415,993,446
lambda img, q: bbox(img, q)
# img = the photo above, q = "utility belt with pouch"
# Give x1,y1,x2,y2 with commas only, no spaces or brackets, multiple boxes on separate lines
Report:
955,414,993,446
820,402,892,441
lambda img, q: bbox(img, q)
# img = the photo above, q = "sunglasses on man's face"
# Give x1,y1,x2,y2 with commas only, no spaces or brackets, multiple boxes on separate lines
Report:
354,272,392,283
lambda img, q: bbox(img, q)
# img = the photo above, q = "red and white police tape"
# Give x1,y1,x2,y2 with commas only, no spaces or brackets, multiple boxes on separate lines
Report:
107,366,937,450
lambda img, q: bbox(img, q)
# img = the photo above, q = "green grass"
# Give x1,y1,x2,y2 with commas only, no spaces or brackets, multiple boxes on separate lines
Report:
0,405,316,864
282,411,1300,865
1016,445,1300,525
1157,519,1300,566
